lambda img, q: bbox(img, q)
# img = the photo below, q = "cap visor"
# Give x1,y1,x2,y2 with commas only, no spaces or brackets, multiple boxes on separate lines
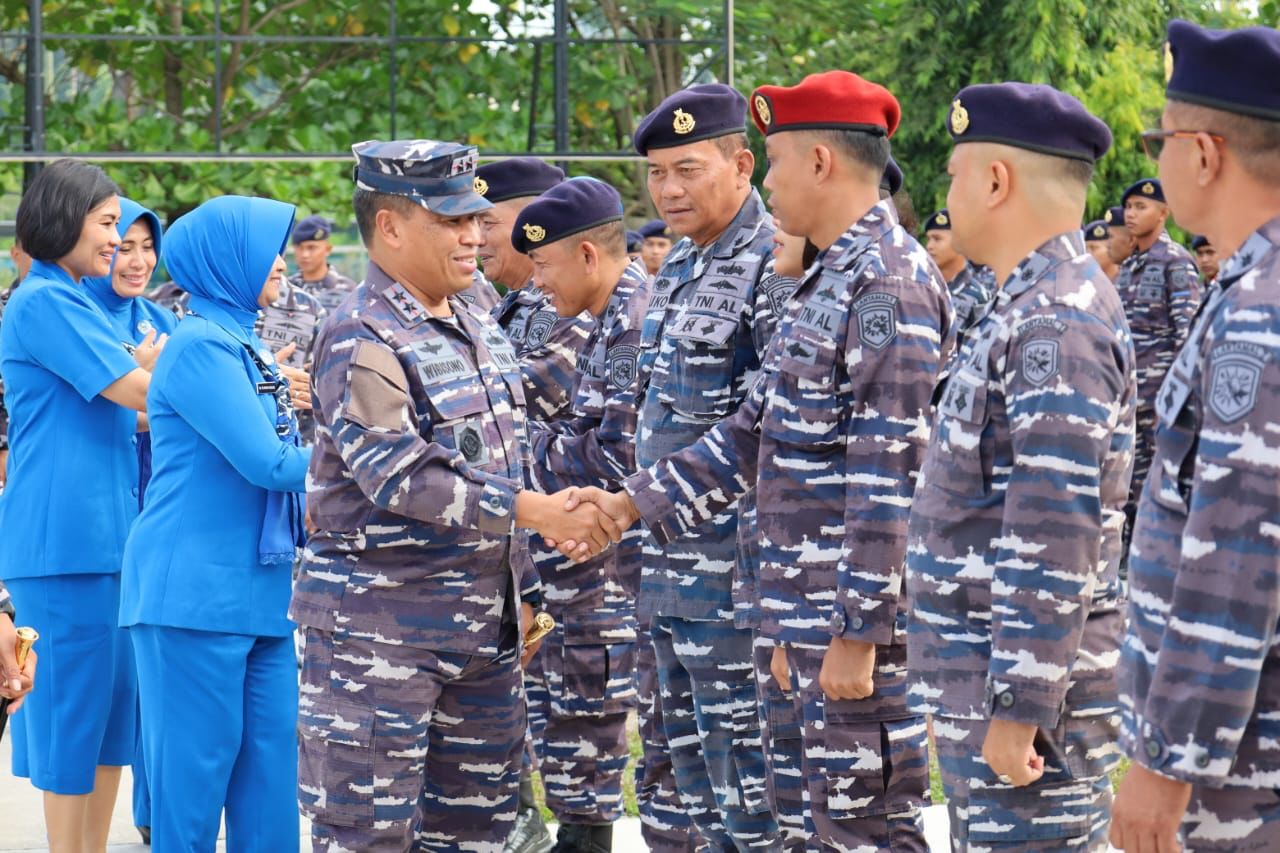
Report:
420,191,493,216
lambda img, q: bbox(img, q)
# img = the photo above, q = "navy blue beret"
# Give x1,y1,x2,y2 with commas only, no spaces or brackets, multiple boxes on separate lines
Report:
923,209,952,232
1122,178,1165,205
291,214,333,244
1104,206,1126,226
639,219,672,240
512,177,625,255
634,84,747,154
626,230,644,252
1166,19,1280,121
947,82,1112,163
881,157,904,195
352,139,490,216
1191,234,1211,251
1084,220,1110,242
473,157,565,203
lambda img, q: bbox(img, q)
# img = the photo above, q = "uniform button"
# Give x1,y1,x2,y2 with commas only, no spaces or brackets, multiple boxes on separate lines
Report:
1195,754,1210,769
1145,740,1161,759
998,692,1015,708
488,496,501,508
849,616,864,631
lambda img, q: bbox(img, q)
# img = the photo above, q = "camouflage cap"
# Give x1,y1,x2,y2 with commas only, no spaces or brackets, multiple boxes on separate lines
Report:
351,139,492,217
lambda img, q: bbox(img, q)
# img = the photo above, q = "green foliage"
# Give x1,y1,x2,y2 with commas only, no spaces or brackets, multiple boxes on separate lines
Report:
0,1,1272,230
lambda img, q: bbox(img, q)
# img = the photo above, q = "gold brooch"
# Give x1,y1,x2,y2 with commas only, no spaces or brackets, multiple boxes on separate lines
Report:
753,94,772,128
523,223,546,243
474,176,489,196
950,99,970,135
673,108,696,135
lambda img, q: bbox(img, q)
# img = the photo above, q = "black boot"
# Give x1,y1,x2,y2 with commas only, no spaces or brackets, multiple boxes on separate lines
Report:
550,822,612,853
505,776,553,853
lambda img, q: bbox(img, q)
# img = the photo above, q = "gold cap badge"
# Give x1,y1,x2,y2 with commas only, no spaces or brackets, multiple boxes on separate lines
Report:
937,213,949,226
523,223,546,243
315,227,327,240
753,94,772,127
474,176,489,196
1105,209,1115,223
1164,42,1174,84
672,108,696,135
1143,181,1155,194
950,99,970,135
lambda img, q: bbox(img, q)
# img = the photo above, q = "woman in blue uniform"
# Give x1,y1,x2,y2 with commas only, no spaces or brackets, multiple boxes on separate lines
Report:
0,160,158,852
120,195,311,852
82,197,176,844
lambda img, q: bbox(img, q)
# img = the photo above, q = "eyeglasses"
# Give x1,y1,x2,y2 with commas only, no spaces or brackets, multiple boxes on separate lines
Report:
1140,129,1226,161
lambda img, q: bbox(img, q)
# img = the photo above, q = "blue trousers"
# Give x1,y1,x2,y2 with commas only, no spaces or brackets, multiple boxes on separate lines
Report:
131,624,298,853
652,615,780,852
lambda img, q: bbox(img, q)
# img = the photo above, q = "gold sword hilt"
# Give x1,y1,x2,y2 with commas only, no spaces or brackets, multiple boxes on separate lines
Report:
14,627,37,668
523,612,556,649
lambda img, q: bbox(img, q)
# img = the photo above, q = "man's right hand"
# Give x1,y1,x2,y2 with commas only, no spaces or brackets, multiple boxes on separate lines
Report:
515,489,623,561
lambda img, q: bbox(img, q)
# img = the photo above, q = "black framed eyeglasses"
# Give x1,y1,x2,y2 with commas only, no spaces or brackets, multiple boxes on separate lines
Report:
1140,129,1226,161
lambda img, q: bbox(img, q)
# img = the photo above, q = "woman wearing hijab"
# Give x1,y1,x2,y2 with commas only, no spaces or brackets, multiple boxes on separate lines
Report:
82,197,175,844
120,195,310,852
0,160,160,852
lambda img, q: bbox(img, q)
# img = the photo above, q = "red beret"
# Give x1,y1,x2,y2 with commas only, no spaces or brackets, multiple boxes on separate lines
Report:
750,71,900,138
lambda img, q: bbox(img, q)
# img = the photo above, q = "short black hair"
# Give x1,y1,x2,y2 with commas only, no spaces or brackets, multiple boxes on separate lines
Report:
16,160,119,261
579,221,628,258
713,132,750,161
352,188,422,246
1170,98,1280,184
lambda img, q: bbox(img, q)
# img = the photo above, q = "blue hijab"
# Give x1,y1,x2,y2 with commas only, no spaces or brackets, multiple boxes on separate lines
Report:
83,197,169,344
163,195,303,565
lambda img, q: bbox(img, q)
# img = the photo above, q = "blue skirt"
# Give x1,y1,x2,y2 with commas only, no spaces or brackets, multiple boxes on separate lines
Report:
6,573,137,794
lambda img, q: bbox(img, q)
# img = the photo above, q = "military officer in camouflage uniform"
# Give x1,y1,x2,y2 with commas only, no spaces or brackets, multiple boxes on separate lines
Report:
1105,204,1136,272
477,157,592,422
470,158,600,853
1190,233,1219,282
288,138,622,852
906,84,1134,851
623,83,793,851
1084,218,1120,281
288,214,358,312
924,208,996,338
572,70,947,851
1116,177,1201,573
638,219,674,279
510,177,653,853
1111,20,1280,853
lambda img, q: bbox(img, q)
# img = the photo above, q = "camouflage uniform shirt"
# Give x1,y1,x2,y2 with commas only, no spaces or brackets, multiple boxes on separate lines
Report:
630,189,792,622
1122,216,1280,787
949,261,996,340
491,282,593,421
289,262,536,657
627,201,949,647
292,266,358,314
905,230,1136,727
1115,232,1200,407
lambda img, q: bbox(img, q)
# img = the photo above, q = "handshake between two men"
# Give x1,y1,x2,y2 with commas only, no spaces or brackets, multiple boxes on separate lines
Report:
513,486,641,562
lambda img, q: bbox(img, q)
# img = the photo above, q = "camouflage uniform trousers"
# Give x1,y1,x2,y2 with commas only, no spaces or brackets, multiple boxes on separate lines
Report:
932,711,1119,852
651,615,782,851
636,620,707,852
1180,784,1280,852
297,626,525,852
1120,401,1157,576
522,626,637,824
751,636,806,851
784,642,928,852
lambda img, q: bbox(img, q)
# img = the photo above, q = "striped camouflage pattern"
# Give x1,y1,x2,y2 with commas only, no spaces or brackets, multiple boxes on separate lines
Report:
460,271,502,314
256,278,327,441
1115,232,1201,567
1122,217,1280,812
289,260,537,658
492,281,593,421
906,229,1135,729
291,266,358,314
948,261,996,340
631,189,794,621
